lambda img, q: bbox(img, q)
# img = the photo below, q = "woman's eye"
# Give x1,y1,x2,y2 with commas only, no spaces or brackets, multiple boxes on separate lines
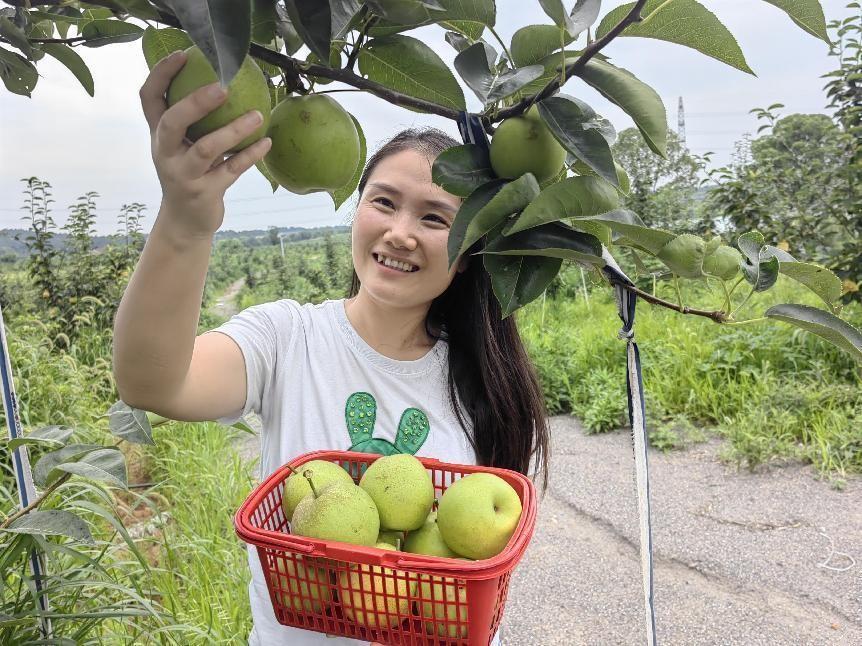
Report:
424,214,448,225
373,197,394,209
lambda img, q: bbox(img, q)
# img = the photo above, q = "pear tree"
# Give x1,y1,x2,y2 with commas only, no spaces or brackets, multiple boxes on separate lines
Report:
1,0,858,364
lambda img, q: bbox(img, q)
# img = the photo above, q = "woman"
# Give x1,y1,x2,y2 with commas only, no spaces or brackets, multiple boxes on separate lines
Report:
114,49,550,645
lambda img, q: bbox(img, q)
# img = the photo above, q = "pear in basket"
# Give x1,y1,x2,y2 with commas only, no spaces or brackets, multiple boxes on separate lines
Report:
282,460,354,521
359,454,434,531
274,555,331,613
436,473,522,560
403,510,458,558
416,574,468,639
291,475,379,546
338,542,417,629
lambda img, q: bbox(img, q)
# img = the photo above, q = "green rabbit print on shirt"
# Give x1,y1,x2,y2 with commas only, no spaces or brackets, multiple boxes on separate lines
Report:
344,392,429,455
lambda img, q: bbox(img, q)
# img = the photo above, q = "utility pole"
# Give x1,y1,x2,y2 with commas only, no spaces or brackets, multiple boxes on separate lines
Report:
677,96,687,148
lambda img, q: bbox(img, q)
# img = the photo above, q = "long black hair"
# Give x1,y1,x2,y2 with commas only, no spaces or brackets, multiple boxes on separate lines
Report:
348,128,550,490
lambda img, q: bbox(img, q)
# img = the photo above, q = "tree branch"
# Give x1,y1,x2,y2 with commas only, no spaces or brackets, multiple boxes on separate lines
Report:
607,278,730,324
0,473,72,530
490,0,649,123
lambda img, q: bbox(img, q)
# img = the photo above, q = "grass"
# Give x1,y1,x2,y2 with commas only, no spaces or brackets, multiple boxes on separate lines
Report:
518,274,862,479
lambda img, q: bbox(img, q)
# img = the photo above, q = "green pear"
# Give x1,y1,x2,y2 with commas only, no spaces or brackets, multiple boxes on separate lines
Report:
377,529,405,549
416,574,468,639
166,45,271,153
273,555,331,614
291,477,379,546
359,454,434,531
282,460,354,521
436,473,522,560
403,510,459,558
338,542,417,629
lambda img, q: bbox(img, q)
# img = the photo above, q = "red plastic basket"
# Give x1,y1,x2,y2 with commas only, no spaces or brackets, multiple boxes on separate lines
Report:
234,450,537,645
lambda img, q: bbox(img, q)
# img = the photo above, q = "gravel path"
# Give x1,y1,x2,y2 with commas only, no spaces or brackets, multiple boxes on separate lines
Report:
233,416,861,645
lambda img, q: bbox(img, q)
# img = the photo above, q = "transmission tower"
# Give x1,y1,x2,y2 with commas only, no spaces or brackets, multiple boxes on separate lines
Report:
677,96,686,148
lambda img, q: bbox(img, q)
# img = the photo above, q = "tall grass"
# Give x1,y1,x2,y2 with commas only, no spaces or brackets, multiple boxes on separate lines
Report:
137,422,258,643
519,275,862,477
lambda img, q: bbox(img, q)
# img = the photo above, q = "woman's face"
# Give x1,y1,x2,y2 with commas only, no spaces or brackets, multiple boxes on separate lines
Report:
351,148,463,311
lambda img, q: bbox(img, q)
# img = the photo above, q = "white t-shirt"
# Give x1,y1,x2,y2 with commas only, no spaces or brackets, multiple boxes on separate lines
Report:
209,298,502,645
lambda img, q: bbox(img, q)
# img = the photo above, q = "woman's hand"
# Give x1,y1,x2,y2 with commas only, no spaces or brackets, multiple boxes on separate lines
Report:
139,49,272,238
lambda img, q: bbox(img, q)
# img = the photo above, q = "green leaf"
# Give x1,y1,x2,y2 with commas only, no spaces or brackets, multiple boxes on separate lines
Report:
0,16,34,58
330,113,366,209
581,210,674,255
485,254,562,317
595,0,753,74
6,426,74,452
251,0,279,44
52,448,127,489
40,43,94,96
579,58,667,157
359,35,466,110
0,47,38,96
2,510,93,544
454,41,544,104
537,95,617,186
141,27,194,70
449,174,540,265
762,0,830,44
330,0,364,38
778,261,844,307
447,179,506,261
539,0,574,33
80,19,144,48
510,24,572,67
440,20,484,40
507,175,619,234
33,444,103,487
284,0,331,61
432,144,496,197
482,221,605,266
116,0,161,20
169,0,252,85
105,401,155,445
365,0,446,25
737,231,779,292
766,304,862,365
438,0,495,26
569,0,602,37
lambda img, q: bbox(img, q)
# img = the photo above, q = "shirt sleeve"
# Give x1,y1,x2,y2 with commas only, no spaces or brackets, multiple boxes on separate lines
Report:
203,299,299,426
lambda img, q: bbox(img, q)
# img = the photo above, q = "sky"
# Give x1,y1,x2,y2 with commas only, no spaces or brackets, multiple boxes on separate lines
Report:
0,0,851,235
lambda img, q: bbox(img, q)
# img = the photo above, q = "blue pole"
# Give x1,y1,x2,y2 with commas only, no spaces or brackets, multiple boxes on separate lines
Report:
0,301,52,638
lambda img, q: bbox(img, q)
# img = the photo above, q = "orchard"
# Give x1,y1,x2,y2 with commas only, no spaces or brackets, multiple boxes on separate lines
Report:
1,0,860,644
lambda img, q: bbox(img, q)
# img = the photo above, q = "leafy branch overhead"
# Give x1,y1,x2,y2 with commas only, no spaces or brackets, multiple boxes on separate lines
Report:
2,0,860,365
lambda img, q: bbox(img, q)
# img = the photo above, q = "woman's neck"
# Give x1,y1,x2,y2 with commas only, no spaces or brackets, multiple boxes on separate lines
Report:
344,290,435,361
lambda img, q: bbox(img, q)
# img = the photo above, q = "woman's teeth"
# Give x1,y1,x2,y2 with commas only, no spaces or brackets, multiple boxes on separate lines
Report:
376,253,417,273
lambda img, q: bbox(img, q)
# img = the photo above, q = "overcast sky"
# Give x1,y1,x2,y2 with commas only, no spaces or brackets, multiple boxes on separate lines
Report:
0,0,851,235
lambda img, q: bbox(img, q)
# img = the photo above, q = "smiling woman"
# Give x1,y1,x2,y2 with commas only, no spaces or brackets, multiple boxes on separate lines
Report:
112,75,549,643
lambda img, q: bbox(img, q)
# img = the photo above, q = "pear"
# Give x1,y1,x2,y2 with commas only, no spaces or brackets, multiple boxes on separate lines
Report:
291,474,379,546
359,454,434,531
403,510,459,558
273,555,331,614
338,542,417,629
436,473,522,560
282,460,354,521
377,529,405,549
416,574,468,639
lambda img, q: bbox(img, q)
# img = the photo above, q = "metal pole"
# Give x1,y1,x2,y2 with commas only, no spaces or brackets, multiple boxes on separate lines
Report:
0,301,52,638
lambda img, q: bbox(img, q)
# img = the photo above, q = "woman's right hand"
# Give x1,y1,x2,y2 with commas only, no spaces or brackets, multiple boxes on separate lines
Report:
139,49,272,238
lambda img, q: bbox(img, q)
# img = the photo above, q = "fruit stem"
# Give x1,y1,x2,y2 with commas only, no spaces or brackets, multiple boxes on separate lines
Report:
303,470,320,498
